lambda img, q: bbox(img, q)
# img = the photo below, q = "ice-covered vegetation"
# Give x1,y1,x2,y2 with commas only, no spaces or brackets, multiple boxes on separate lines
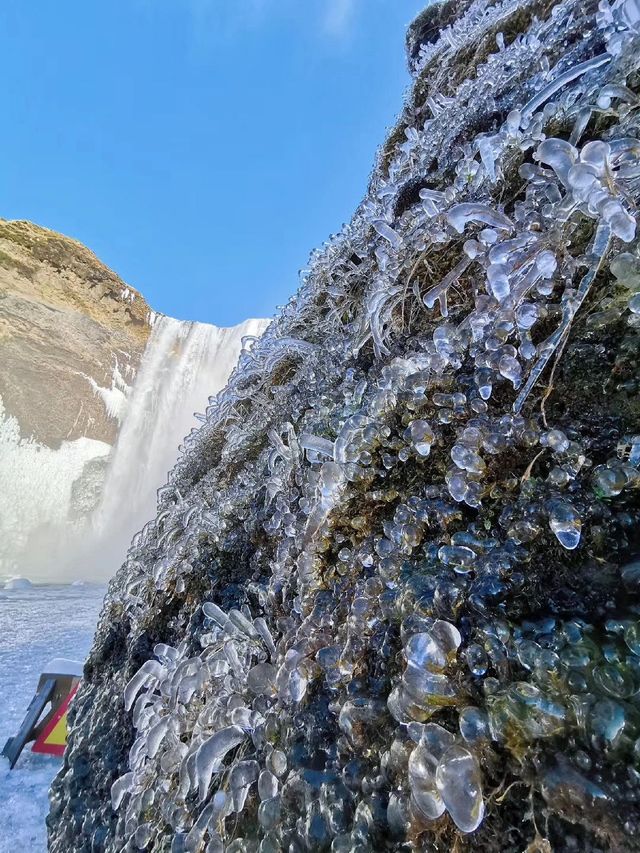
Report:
50,0,640,850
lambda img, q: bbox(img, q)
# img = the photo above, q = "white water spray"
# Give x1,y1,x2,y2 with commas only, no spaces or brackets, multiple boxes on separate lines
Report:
92,315,269,567
0,314,268,581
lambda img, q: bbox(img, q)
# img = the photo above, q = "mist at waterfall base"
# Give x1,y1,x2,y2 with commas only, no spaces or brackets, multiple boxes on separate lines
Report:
2,315,268,583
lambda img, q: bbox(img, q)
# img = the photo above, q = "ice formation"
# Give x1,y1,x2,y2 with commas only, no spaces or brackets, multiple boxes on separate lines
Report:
50,0,640,850
83,358,133,426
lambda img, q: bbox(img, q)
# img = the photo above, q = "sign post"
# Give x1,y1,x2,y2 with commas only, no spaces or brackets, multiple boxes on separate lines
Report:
32,683,80,757
1,658,83,768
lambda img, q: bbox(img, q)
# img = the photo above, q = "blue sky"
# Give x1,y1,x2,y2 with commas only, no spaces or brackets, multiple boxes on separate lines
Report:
1,1,425,326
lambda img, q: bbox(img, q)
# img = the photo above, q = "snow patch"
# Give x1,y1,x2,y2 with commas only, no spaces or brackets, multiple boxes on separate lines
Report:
82,356,133,425
42,657,83,676
0,584,104,853
3,577,33,591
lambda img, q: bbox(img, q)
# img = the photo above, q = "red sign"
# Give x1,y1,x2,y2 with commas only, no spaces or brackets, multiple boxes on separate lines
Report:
32,684,79,757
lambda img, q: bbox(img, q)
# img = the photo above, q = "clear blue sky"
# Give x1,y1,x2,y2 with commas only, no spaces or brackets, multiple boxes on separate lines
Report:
1,1,425,326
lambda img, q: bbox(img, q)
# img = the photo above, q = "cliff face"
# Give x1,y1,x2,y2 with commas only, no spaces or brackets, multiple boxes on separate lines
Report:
49,1,640,852
0,219,152,449
0,219,153,576
0,220,268,580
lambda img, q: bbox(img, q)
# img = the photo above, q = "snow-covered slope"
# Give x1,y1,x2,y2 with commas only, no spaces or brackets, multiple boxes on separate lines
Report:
0,583,105,853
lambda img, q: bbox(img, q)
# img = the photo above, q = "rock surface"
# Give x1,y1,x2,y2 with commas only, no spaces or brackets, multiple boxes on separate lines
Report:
49,1,640,851
0,219,153,575
0,218,151,449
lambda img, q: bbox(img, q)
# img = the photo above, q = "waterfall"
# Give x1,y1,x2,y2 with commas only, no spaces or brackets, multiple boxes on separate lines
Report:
92,315,269,559
1,314,268,582
0,399,111,577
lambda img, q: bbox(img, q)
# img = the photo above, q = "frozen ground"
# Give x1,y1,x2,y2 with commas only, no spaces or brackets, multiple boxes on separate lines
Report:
0,583,105,853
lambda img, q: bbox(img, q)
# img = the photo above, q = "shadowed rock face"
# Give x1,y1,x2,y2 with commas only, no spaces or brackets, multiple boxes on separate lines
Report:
0,218,151,449
49,1,640,851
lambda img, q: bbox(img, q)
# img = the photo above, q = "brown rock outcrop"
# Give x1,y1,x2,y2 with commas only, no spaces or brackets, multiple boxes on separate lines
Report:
0,219,152,448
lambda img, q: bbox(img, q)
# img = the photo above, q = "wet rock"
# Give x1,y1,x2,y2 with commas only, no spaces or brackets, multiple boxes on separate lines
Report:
49,1,640,851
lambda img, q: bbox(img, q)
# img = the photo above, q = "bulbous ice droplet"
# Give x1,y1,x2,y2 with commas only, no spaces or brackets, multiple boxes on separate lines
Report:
592,463,628,497
258,770,279,801
406,419,435,456
505,109,521,135
111,772,134,810
516,303,539,330
544,429,570,453
611,253,640,289
266,749,287,777
592,663,636,698
590,699,626,745
430,620,462,656
435,744,485,833
566,162,598,197
402,667,457,709
580,140,610,174
459,707,490,744
438,545,476,573
230,760,259,813
548,500,582,550
498,355,522,388
247,663,277,696
465,643,488,676
536,138,577,185
624,621,640,656
451,445,485,474
408,740,446,820
486,263,510,301
405,632,447,670
258,795,281,830
608,206,636,242
536,250,557,278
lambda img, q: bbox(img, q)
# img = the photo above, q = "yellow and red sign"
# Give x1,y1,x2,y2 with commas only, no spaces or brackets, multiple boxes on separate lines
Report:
32,684,79,757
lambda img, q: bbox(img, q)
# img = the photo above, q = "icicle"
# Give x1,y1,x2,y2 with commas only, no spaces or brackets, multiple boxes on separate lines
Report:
521,54,612,121
195,726,247,801
372,220,403,249
514,221,612,413
423,257,472,316
299,433,335,459
447,204,513,234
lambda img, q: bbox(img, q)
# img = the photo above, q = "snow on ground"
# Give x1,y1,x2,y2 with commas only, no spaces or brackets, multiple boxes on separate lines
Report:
0,583,105,853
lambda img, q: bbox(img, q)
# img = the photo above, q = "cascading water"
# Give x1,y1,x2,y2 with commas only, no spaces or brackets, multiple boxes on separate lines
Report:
89,314,269,575
0,313,268,581
0,399,111,577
